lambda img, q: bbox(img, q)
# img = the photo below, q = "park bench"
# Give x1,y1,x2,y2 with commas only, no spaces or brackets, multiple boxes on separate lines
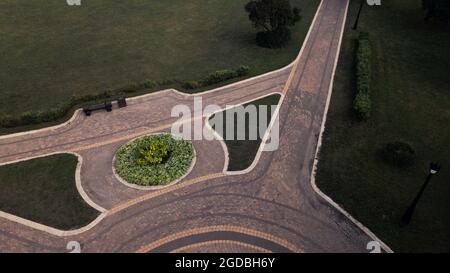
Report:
83,102,113,116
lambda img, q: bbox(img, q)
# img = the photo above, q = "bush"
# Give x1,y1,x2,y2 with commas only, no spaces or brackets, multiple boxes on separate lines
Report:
182,81,202,90
141,79,157,89
0,115,19,128
256,27,291,48
157,79,175,86
380,141,416,168
182,66,250,90
39,109,57,123
353,92,371,120
121,82,140,93
115,134,194,186
137,137,170,166
202,69,238,86
20,111,41,124
236,65,250,77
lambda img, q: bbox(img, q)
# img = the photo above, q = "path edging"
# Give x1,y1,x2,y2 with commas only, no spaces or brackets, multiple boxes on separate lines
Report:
308,0,394,253
0,151,107,236
203,92,284,175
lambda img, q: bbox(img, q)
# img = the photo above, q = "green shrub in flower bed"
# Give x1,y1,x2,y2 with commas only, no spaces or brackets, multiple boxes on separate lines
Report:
114,134,194,186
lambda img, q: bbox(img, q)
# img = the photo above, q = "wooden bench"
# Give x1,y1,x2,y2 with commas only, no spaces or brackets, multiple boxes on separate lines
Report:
83,102,112,116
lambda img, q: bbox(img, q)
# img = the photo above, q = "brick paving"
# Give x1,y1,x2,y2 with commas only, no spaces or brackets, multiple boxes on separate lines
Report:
171,240,270,253
0,0,379,253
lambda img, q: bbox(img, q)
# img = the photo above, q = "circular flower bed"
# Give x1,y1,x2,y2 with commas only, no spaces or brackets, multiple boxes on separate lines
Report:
114,134,194,186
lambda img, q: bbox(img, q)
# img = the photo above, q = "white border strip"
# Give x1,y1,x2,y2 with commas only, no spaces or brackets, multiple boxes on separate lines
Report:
73,152,107,213
203,92,284,174
309,0,394,253
0,109,82,141
0,152,107,236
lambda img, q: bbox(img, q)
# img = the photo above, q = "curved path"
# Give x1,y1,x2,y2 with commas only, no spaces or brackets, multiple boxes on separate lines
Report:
0,0,388,253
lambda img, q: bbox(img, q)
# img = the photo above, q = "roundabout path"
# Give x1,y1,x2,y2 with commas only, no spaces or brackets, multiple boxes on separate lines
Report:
0,0,391,253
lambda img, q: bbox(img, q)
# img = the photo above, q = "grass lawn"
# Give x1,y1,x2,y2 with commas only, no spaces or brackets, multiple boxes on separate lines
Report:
316,0,450,252
209,94,281,171
0,154,99,230
0,0,318,123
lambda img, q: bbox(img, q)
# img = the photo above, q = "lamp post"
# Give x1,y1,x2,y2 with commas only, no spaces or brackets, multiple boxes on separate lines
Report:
400,162,441,226
352,0,365,30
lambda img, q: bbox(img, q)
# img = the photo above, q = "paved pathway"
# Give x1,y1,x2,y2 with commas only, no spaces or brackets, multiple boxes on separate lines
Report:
0,0,384,253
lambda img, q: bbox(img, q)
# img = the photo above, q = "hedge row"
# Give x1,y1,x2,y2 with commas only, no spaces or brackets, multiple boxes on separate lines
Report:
0,79,175,128
1,93,102,128
182,65,250,90
353,32,372,120
1,65,251,129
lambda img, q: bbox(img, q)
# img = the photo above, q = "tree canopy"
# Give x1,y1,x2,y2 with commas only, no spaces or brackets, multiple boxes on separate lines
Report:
245,0,301,48
245,0,300,31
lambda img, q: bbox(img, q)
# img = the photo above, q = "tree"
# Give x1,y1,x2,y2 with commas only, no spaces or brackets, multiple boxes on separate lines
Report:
245,0,301,48
422,0,450,23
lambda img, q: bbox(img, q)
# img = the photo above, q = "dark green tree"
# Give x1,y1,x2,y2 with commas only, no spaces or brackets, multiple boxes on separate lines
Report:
422,0,450,23
245,0,301,48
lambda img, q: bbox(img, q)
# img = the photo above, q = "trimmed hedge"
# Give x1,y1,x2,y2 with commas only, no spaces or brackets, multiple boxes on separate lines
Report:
0,66,250,129
183,65,250,90
115,134,194,186
0,80,172,129
182,81,202,90
353,32,372,120
353,92,371,119
1,91,104,128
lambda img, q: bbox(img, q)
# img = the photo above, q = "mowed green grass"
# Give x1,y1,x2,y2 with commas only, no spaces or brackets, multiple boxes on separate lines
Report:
0,0,318,118
0,154,99,230
316,0,450,252
209,94,281,171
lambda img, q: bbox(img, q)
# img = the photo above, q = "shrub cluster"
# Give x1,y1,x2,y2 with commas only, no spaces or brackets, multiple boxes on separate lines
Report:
183,65,250,90
137,137,170,166
115,134,194,186
353,32,372,120
119,79,174,94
